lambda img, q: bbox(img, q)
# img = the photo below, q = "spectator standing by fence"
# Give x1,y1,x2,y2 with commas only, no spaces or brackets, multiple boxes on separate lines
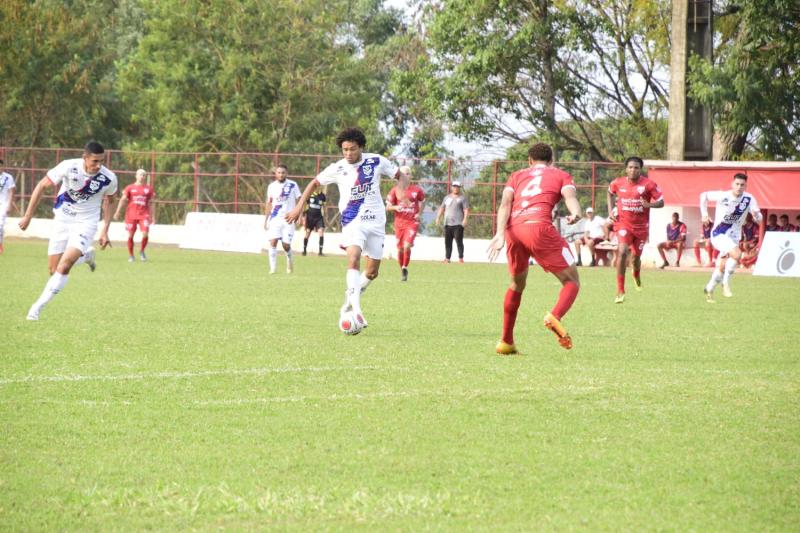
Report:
436,181,469,263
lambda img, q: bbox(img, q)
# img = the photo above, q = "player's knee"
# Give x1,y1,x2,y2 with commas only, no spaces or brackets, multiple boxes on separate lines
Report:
366,270,379,281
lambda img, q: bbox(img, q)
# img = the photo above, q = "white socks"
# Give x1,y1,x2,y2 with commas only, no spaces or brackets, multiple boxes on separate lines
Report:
360,271,372,292
722,257,737,284
30,272,69,314
268,247,278,272
346,269,362,314
706,269,723,293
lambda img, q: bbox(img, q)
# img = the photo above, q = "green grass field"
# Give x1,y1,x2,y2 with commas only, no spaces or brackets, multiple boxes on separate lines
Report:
2,238,799,530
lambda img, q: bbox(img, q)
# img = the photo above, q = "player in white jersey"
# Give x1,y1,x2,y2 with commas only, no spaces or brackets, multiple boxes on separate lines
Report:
18,141,118,320
264,164,301,274
286,127,400,330
699,173,763,301
0,160,16,254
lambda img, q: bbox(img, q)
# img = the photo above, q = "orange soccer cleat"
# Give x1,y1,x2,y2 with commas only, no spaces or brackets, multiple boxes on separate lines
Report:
543,312,573,350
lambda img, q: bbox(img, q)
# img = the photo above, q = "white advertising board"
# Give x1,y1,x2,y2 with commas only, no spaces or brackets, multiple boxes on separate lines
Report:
179,212,265,254
753,232,800,278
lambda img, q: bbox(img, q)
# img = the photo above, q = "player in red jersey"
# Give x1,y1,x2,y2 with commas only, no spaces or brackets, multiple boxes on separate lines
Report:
606,157,664,303
386,166,424,281
114,168,155,262
487,143,582,354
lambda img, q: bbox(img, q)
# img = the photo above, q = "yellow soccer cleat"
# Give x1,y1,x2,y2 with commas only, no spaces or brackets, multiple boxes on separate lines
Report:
614,293,625,304
495,341,518,355
543,313,573,350
704,288,716,303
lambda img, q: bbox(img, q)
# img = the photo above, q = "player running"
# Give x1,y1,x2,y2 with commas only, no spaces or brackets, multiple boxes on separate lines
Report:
265,164,301,274
114,168,155,262
286,127,400,330
0,161,16,254
700,173,763,301
18,141,118,320
386,165,425,281
606,156,664,303
487,142,582,354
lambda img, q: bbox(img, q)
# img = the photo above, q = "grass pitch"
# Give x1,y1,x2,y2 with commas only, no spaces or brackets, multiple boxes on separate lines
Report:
1,238,799,530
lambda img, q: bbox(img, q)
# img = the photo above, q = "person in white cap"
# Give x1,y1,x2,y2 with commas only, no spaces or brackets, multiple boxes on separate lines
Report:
573,207,605,266
435,180,470,263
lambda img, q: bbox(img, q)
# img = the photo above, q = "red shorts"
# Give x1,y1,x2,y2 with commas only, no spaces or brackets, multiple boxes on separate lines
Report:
661,240,683,249
125,217,152,233
617,226,648,256
395,223,419,247
506,222,574,275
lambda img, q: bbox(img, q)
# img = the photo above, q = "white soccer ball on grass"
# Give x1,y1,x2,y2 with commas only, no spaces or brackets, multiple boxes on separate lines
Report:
339,310,363,335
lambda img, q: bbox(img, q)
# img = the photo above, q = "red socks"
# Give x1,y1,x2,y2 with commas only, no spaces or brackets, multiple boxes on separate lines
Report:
502,289,522,344
398,249,411,268
551,281,579,320
141,236,149,252
127,236,134,256
616,274,625,294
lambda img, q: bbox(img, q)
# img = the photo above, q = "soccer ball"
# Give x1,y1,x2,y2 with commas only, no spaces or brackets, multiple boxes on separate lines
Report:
339,310,363,335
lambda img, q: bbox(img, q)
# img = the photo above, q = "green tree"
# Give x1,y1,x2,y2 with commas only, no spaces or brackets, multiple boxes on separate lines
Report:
0,0,127,147
395,0,672,161
687,0,800,160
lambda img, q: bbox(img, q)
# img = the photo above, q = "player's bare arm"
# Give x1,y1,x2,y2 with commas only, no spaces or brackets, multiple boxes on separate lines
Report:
113,195,128,220
606,188,616,221
286,179,319,224
18,177,54,231
462,207,469,227
487,189,514,262
99,194,117,249
699,191,712,225
641,198,664,209
562,186,582,224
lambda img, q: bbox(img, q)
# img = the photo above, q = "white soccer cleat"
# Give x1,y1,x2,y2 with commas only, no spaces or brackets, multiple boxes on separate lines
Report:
722,283,733,298
26,307,40,321
140,251,148,262
127,256,135,263
85,247,96,272
354,311,368,329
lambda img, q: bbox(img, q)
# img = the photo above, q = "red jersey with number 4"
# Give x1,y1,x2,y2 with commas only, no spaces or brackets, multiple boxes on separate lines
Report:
505,164,575,227
609,176,662,232
387,185,425,226
123,183,154,220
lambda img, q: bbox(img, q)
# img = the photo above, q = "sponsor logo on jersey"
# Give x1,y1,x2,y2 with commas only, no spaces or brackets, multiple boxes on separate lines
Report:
54,172,112,209
341,157,380,226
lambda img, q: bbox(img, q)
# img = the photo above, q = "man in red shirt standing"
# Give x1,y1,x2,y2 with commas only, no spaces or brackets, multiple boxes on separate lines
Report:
606,157,664,303
488,143,582,354
114,168,155,262
657,212,687,268
386,166,424,281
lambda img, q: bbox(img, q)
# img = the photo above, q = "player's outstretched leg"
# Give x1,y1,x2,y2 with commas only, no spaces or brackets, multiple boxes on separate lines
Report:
27,272,69,320
704,257,724,301
544,267,579,350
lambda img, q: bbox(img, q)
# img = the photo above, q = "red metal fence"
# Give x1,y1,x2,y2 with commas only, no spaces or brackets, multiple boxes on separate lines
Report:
0,147,623,238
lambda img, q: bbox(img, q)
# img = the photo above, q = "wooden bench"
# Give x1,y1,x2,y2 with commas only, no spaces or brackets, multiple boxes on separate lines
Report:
593,241,618,266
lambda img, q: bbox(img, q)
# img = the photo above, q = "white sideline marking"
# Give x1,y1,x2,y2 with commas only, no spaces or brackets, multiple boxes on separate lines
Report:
194,385,603,406
0,365,399,386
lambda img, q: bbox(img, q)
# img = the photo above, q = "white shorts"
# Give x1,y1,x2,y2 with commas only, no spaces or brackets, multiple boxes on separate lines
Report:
266,217,295,244
711,233,739,256
341,222,385,259
48,219,97,256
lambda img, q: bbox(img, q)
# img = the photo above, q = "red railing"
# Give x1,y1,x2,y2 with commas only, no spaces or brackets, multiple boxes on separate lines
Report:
0,147,623,237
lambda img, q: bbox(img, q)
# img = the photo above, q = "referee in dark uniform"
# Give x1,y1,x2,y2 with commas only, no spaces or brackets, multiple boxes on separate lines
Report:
303,190,327,256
